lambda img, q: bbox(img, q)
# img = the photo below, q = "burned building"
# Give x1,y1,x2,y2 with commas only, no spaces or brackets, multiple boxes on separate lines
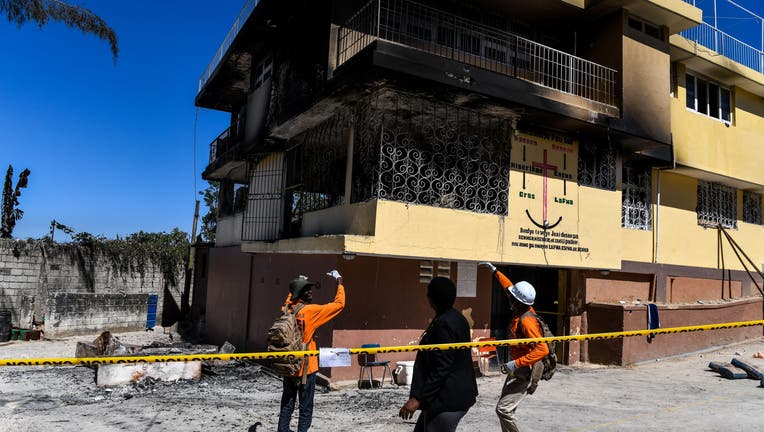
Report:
196,0,764,380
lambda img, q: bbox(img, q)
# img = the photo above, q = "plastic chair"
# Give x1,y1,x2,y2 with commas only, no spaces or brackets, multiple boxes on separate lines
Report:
474,337,497,374
357,343,394,389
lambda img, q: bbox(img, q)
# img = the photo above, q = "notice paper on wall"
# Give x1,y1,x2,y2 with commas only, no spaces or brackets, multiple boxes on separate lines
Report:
457,262,477,297
319,348,351,367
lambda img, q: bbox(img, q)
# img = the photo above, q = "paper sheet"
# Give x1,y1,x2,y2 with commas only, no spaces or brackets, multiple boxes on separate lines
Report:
457,262,477,297
319,348,351,367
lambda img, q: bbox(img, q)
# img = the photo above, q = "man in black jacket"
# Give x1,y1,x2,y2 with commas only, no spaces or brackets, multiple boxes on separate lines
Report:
399,277,479,432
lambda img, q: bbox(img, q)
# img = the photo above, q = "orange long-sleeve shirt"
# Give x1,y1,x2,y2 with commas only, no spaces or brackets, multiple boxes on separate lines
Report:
283,284,345,375
495,271,549,368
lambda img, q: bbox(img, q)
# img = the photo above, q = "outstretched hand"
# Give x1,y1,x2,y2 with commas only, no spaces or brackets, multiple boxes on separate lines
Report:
478,262,497,272
326,270,342,284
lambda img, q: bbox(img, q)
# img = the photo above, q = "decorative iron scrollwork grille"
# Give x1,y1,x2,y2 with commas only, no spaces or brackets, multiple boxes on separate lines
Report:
578,140,616,191
743,191,762,225
697,181,737,229
352,90,511,215
621,165,652,230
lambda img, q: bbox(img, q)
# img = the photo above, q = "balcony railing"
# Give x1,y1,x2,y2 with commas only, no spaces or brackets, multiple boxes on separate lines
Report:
209,127,232,164
680,22,764,74
337,0,617,106
199,0,261,93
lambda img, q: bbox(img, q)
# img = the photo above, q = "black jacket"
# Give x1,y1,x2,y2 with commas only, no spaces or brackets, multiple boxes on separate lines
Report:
410,308,478,414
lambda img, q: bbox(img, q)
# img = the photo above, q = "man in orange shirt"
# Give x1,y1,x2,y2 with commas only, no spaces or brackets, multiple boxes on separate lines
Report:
479,262,548,432
277,270,345,432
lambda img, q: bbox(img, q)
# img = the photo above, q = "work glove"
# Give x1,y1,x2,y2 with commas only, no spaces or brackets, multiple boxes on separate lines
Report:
478,262,497,272
503,360,518,374
326,270,342,281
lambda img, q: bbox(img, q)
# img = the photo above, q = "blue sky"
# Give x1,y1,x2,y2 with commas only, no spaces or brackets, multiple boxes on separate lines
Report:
1,0,763,241
1,1,240,240
694,0,764,50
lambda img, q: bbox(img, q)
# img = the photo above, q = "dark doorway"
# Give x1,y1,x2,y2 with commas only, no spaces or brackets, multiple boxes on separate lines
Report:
490,266,562,361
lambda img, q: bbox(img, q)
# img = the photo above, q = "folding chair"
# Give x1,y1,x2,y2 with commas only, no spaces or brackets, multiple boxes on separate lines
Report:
357,343,394,389
475,337,497,374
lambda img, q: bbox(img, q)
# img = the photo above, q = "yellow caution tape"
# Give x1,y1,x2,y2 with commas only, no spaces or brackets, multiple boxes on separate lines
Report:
0,320,762,367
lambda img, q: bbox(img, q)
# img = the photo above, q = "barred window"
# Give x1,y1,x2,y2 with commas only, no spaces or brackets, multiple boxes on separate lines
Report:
622,165,652,230
743,191,762,225
352,90,511,215
578,141,616,190
697,181,737,229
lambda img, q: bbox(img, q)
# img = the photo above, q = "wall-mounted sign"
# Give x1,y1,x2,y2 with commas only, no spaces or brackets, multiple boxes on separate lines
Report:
510,131,587,253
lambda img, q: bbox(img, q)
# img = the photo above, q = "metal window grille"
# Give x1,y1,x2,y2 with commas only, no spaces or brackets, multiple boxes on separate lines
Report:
577,141,616,191
743,191,762,225
622,165,652,230
352,90,511,215
242,153,286,241
697,181,737,229
282,111,350,237
337,0,617,106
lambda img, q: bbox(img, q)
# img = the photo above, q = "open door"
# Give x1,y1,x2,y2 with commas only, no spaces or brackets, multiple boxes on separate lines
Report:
490,266,564,361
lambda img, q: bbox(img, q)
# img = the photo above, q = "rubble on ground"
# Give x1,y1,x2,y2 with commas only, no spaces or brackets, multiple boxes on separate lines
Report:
75,331,245,387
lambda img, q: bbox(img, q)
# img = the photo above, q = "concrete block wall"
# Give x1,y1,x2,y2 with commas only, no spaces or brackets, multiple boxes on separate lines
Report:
0,241,42,330
0,239,183,336
46,293,150,336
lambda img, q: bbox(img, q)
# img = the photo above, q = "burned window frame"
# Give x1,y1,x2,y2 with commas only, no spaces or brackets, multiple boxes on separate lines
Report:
351,90,512,216
622,164,652,230
578,141,617,191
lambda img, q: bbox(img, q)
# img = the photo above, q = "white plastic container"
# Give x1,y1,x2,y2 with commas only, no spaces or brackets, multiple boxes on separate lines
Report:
394,361,416,385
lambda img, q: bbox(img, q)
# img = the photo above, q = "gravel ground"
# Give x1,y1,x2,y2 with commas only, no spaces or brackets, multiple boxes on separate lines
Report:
1,331,763,431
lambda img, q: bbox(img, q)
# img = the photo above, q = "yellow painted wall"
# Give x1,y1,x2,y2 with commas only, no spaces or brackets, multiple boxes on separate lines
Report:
341,187,621,269
672,63,764,186
619,225,653,264
651,171,764,270
619,26,671,144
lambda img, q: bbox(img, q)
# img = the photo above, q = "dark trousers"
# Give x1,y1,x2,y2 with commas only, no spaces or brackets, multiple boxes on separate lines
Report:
413,409,468,432
277,373,316,432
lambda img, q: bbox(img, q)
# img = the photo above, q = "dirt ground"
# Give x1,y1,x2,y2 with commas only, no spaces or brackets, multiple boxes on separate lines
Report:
1,330,763,432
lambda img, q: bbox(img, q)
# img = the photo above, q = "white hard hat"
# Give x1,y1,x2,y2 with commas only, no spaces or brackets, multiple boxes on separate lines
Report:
508,281,536,305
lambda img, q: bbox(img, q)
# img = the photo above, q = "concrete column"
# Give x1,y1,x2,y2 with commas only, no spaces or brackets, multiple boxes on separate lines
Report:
344,122,355,204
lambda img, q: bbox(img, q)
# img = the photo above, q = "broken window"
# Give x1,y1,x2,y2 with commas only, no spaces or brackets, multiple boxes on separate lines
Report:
697,181,737,229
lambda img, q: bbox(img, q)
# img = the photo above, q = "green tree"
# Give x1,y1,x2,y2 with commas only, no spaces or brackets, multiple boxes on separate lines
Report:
1,0,118,61
1,165,31,238
199,182,218,243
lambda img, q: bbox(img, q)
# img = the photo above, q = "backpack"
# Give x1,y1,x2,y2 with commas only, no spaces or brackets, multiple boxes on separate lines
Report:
267,303,307,379
518,311,557,382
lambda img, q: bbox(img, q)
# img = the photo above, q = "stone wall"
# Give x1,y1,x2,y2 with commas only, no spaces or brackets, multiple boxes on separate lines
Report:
0,239,184,337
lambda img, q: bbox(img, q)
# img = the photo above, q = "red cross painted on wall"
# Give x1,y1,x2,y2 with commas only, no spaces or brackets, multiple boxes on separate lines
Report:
532,149,557,224
525,148,563,230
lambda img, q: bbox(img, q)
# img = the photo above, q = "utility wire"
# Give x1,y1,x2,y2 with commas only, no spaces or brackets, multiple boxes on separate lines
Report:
193,107,199,199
